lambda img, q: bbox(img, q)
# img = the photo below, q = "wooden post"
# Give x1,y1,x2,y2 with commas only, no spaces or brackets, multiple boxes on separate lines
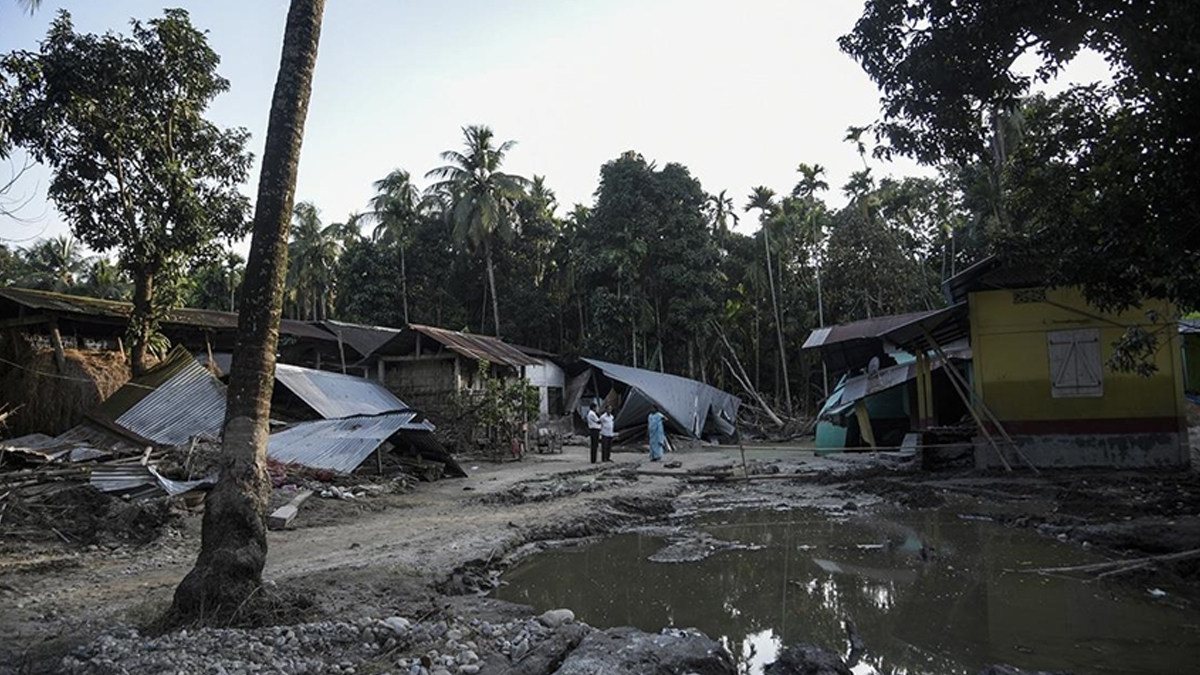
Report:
48,320,66,373
854,400,877,448
915,353,928,430
917,327,1025,472
337,332,346,374
922,352,936,427
205,333,217,376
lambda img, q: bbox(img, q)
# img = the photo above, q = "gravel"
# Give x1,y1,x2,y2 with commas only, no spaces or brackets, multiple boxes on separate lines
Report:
61,609,580,675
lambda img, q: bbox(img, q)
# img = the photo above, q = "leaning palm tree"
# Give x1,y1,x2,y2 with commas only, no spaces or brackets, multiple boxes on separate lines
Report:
173,0,326,620
745,186,792,414
366,169,422,324
425,125,529,336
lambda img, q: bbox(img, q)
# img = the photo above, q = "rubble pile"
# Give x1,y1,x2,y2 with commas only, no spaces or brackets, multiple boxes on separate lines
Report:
58,608,733,675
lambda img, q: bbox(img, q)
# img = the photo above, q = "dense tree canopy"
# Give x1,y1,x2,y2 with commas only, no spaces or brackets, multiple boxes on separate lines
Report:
839,0,1200,314
1,9,252,373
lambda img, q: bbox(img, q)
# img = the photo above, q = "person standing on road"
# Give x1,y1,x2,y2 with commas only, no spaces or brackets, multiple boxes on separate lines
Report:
586,403,602,463
647,407,666,462
599,405,615,462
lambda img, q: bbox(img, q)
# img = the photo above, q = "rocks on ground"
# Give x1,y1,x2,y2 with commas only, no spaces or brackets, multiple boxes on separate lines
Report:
763,644,851,675
551,626,734,675
59,606,735,675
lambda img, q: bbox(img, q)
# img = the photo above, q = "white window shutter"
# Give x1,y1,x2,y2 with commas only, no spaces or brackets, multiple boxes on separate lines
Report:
1048,329,1104,398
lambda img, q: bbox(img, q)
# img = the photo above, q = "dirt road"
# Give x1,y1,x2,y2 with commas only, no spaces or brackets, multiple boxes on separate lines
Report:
2,442,837,672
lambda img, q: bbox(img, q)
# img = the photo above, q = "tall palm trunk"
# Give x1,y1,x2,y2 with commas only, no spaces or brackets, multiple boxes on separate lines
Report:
763,225,792,414
400,242,409,324
484,237,500,337
172,0,325,620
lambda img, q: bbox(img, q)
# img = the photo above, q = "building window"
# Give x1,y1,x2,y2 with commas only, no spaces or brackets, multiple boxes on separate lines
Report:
1047,328,1104,398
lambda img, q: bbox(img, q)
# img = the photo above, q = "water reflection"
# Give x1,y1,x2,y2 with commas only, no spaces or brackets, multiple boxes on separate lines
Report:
493,509,1200,674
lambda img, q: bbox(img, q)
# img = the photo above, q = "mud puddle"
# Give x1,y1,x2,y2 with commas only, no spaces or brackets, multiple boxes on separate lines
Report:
493,508,1200,674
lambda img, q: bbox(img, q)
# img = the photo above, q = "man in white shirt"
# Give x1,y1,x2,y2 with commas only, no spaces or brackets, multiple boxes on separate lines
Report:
599,406,615,462
585,403,601,464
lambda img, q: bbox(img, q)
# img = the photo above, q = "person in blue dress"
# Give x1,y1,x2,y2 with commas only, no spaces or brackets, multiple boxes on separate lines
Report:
647,407,666,462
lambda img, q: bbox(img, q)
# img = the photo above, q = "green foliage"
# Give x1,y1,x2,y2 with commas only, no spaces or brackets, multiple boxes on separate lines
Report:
286,201,342,320
425,125,530,336
577,151,723,376
1,9,251,370
474,361,539,449
183,248,243,311
840,0,1200,315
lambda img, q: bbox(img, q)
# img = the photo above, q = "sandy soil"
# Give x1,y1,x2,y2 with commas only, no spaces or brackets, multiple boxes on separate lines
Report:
3,439,1199,673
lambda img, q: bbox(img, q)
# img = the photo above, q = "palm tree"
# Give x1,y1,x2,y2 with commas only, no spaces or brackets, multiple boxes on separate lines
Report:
173,0,326,621
792,163,829,200
19,235,88,292
425,125,530,337
366,169,422,324
745,186,792,414
82,258,130,300
326,212,363,248
705,189,739,238
287,201,340,320
843,169,876,219
844,125,871,170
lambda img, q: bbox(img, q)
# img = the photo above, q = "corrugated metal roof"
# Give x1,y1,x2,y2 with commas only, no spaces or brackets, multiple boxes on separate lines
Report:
581,358,741,439
318,320,402,358
90,463,217,497
801,310,943,350
96,346,227,447
0,286,334,341
267,413,435,473
407,324,538,367
274,364,409,419
941,256,1046,304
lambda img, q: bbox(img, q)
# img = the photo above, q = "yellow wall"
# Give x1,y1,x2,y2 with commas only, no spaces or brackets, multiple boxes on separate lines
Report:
969,287,1185,424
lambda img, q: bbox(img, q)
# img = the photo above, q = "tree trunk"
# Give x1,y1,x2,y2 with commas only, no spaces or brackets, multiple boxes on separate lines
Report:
400,241,409,324
129,270,155,377
485,238,500,337
763,226,792,414
172,0,325,621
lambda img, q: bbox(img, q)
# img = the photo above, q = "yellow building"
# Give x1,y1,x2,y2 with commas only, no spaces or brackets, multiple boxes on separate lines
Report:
947,258,1189,468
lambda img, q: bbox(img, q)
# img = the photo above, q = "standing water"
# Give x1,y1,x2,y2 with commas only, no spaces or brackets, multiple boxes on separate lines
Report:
493,508,1200,674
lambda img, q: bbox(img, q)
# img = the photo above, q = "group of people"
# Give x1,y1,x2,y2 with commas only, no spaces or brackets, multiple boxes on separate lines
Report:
585,403,667,463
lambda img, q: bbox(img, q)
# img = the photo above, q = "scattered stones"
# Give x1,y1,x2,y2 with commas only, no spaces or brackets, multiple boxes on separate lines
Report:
764,643,852,675
553,626,734,675
58,613,595,675
536,608,574,628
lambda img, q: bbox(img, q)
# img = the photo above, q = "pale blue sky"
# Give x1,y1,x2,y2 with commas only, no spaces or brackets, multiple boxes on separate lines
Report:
0,1,1107,251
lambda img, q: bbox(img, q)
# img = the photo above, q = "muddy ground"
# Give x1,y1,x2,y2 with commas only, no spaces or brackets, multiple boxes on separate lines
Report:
2,439,1199,674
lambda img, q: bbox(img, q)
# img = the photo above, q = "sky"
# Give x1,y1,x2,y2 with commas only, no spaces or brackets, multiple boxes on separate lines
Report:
0,1,1110,253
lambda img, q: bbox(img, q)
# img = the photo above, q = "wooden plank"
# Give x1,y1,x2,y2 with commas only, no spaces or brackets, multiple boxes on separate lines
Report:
267,489,313,530
0,314,52,329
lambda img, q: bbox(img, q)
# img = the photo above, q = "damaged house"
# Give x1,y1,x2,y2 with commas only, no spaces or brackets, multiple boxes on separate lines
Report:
805,257,1190,469
565,358,741,443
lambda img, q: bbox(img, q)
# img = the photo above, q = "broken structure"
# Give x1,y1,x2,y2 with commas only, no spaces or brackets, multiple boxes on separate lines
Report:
566,358,741,442
805,257,1190,468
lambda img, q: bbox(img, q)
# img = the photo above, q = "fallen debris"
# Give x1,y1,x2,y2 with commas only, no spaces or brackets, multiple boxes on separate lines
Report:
268,490,314,530
1014,548,1200,578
